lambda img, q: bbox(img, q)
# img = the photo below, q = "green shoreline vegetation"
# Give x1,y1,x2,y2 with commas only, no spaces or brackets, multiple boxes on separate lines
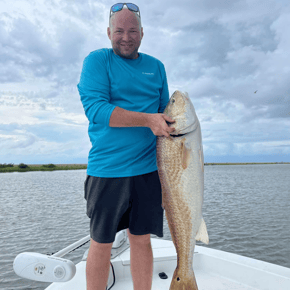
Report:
0,162,289,173
0,163,87,173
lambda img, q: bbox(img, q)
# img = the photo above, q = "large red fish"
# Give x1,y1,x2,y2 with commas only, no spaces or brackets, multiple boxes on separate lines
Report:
157,90,209,290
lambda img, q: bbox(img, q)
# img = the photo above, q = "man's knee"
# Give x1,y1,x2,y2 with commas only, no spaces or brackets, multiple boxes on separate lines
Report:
89,238,113,254
127,229,151,246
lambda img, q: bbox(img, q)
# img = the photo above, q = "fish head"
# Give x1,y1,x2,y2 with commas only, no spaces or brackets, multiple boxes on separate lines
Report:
164,90,199,135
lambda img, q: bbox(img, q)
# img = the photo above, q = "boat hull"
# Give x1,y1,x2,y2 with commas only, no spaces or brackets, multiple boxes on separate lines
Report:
46,238,290,290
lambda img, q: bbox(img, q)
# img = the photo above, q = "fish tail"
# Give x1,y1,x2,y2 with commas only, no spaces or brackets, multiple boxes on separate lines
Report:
169,268,198,290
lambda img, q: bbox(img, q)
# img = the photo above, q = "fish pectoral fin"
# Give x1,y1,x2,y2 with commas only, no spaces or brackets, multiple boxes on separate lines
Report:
196,218,209,244
181,139,191,170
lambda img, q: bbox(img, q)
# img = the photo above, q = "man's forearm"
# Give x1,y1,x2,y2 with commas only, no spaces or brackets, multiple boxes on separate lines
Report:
109,106,175,137
109,106,149,127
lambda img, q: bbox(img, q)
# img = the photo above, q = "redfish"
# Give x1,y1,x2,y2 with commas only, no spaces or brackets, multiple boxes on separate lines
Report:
157,90,209,290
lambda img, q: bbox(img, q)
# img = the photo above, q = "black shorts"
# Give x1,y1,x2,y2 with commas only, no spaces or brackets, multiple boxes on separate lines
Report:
84,171,164,243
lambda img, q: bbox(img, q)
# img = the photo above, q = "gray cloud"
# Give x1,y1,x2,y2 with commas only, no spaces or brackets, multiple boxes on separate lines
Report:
181,20,231,67
0,15,87,85
10,134,37,149
60,0,106,23
0,123,21,131
26,123,85,143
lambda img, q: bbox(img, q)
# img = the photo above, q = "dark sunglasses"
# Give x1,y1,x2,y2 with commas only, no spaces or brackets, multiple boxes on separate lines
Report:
110,3,141,18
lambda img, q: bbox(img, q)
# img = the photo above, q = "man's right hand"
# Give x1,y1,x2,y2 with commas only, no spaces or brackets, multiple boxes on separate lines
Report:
147,114,175,137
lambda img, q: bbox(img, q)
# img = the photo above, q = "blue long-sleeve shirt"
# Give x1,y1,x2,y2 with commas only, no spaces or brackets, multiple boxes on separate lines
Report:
77,48,169,177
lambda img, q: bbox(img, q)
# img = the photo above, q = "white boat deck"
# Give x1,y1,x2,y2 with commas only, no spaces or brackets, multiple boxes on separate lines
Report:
46,238,290,290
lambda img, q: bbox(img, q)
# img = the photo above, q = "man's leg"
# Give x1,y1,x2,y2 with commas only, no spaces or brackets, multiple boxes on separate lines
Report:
86,238,113,290
127,229,153,290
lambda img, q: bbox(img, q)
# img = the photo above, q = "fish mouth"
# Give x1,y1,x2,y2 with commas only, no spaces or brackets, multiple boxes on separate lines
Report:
165,122,188,137
169,122,198,137
170,133,188,138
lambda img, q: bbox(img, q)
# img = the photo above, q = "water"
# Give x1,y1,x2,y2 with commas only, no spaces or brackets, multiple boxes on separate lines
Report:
0,165,289,290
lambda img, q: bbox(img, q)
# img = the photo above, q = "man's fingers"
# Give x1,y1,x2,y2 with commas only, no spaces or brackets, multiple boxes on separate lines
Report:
149,113,176,137
163,130,170,137
163,114,175,123
162,126,175,137
163,115,175,136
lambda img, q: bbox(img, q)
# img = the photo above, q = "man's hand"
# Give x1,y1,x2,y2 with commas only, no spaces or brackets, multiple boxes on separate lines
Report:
147,113,175,137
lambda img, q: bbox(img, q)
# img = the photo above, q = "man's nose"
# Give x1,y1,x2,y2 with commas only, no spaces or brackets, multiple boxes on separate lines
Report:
122,32,131,41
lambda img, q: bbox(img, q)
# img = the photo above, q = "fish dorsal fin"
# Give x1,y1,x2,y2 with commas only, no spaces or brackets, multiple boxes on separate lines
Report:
196,218,209,244
181,139,191,170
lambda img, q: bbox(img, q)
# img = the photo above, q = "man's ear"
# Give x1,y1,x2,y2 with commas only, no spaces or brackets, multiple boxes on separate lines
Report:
141,27,144,40
107,27,111,40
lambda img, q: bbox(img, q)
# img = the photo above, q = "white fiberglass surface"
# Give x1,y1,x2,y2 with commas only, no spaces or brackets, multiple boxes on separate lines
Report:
46,239,290,290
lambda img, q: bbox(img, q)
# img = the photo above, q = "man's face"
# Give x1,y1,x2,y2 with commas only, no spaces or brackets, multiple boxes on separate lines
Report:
107,9,143,59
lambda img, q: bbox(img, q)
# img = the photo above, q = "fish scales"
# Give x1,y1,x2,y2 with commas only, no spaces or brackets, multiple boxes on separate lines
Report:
157,90,209,290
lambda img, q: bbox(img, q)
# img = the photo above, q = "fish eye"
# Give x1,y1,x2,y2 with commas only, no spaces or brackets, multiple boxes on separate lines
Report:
172,99,175,103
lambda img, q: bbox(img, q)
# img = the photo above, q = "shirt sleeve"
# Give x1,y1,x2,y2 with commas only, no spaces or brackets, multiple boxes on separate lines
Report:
158,63,170,113
77,50,116,126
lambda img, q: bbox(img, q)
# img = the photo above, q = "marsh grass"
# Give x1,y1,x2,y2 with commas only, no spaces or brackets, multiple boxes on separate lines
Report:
0,164,87,173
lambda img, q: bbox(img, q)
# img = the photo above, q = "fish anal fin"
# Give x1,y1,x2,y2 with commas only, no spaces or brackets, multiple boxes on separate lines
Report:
196,218,209,244
181,139,191,170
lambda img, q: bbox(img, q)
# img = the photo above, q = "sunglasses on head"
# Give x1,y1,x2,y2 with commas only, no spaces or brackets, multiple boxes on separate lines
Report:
110,3,141,18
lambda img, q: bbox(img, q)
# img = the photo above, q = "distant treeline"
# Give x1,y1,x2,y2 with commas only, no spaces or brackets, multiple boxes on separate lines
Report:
0,163,14,168
0,163,32,168
0,163,87,173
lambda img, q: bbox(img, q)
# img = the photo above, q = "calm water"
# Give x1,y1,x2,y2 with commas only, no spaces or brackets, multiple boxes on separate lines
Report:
0,165,290,290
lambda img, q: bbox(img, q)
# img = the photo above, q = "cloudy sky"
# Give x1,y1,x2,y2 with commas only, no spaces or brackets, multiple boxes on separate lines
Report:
0,0,289,164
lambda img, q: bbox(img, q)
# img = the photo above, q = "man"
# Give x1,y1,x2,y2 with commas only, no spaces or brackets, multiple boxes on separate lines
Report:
77,3,175,290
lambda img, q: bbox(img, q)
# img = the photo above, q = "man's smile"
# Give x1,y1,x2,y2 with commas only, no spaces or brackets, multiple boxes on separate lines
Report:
121,44,133,47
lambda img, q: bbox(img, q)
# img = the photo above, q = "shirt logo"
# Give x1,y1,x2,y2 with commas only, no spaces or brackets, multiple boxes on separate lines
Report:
142,72,154,75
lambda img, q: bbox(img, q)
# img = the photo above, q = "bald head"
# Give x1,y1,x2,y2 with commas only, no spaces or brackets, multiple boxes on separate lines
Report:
109,6,142,32
107,8,144,59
